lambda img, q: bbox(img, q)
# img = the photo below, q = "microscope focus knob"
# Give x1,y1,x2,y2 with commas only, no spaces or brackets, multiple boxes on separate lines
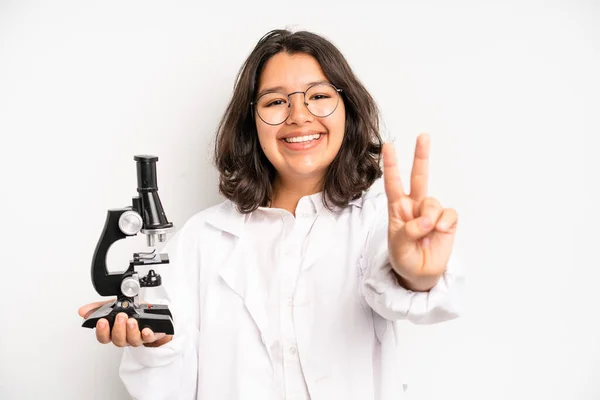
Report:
118,210,143,236
121,275,141,297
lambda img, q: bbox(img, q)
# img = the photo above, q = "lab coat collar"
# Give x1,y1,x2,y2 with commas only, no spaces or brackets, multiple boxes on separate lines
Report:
205,196,344,238
216,233,275,362
205,178,384,238
208,202,274,363
310,191,363,213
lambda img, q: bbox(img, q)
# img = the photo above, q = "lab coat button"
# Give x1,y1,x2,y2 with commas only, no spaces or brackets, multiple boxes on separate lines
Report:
289,346,297,355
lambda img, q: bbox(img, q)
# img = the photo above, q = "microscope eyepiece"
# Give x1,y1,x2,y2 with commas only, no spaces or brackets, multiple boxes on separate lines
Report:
133,155,173,233
134,155,159,191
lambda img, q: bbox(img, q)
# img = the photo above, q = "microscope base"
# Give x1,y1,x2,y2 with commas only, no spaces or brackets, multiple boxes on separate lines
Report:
81,298,174,335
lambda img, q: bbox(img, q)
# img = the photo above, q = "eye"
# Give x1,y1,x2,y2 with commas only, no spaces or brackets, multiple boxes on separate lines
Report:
310,94,331,100
265,99,288,107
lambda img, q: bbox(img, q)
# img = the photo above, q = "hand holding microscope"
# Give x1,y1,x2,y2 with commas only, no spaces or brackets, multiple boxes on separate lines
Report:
81,155,175,335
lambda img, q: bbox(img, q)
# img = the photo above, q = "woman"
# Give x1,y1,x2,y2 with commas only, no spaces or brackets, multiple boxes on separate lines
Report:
79,29,464,400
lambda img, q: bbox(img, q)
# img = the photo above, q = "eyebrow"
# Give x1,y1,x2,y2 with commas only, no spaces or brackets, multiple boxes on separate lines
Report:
256,80,330,98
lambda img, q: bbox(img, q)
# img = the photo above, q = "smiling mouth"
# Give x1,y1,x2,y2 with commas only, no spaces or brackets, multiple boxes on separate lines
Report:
282,133,322,143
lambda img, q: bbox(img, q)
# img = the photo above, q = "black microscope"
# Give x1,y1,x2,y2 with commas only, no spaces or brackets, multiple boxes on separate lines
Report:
81,155,175,334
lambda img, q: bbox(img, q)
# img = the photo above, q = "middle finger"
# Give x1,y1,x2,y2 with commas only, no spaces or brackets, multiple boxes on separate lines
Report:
111,313,129,347
410,133,430,202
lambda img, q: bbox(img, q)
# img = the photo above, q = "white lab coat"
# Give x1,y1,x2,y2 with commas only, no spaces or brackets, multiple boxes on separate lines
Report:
119,179,465,399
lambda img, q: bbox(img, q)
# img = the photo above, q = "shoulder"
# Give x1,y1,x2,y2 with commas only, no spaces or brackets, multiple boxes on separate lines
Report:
183,199,233,228
347,177,387,213
161,199,240,258
339,178,388,235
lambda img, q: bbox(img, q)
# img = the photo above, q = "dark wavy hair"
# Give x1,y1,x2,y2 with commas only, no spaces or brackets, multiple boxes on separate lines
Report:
214,29,383,213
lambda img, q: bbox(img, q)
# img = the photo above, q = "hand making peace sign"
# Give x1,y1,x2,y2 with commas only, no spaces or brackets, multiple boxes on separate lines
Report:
382,134,458,292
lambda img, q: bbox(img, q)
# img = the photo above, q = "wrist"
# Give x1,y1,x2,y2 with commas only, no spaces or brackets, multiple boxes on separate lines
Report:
393,271,441,292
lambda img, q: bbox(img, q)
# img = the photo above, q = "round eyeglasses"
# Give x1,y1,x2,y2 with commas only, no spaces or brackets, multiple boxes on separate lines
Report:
251,82,343,126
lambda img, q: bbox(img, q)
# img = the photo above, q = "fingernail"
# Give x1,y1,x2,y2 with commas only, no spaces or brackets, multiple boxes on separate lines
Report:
117,315,126,324
98,320,106,329
421,237,430,248
437,221,448,230
127,319,136,329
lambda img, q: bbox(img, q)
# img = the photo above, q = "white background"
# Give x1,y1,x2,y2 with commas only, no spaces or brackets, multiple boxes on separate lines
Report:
1,1,599,399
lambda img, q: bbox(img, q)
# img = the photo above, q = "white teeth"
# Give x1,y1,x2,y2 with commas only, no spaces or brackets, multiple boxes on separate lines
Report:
284,133,321,143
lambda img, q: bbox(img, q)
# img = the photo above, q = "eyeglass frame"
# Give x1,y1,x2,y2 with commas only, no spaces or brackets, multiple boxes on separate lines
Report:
250,82,343,126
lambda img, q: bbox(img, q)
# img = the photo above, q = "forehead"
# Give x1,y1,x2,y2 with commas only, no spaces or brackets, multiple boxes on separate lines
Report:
258,52,328,90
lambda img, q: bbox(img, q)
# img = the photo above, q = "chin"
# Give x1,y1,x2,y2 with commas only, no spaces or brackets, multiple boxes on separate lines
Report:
282,164,324,178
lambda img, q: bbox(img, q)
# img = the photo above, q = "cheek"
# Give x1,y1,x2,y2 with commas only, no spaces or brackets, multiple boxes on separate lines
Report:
328,107,346,144
256,125,278,153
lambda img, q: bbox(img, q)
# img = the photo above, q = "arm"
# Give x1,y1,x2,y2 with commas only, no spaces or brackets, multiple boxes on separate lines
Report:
360,204,465,324
361,137,465,324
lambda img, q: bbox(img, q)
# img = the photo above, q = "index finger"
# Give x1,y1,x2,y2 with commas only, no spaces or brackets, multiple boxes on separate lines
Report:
382,142,405,203
410,133,430,201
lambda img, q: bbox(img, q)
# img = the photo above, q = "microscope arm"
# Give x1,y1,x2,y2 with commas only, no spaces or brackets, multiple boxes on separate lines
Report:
91,208,135,297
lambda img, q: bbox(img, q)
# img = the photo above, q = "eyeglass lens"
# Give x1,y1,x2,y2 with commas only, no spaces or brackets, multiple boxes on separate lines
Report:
255,83,339,125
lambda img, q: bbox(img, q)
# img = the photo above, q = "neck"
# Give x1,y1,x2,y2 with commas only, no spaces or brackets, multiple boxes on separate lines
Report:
270,175,323,215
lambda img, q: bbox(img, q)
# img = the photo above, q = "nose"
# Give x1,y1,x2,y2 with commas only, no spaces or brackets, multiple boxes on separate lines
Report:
286,92,313,125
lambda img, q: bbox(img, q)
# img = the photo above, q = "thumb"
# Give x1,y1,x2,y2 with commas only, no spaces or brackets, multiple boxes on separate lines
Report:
78,299,115,319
